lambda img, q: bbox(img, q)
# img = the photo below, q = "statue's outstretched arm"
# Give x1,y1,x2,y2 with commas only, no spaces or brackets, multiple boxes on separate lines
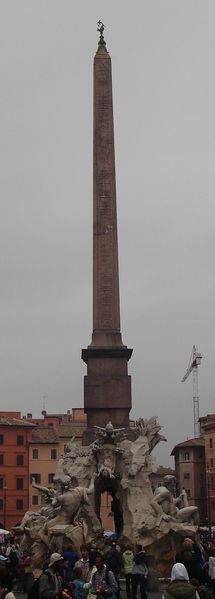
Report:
32,481,52,495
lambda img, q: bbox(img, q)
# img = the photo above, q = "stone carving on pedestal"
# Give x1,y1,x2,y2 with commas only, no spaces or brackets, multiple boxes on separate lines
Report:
14,418,199,570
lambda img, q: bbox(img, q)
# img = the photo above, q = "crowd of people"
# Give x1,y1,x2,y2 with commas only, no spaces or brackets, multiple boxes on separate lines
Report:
0,540,147,599
0,535,215,599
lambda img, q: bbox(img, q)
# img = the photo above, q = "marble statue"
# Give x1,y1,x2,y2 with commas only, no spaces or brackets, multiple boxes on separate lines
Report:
17,417,199,571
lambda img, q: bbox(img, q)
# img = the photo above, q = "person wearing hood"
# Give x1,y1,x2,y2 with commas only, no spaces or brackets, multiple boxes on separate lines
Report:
163,563,200,599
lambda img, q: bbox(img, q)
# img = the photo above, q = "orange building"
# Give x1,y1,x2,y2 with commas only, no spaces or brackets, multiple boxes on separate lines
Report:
29,427,59,510
0,412,35,529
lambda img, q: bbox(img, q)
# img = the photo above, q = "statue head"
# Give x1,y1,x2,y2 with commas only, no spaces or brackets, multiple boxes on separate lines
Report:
100,468,110,479
163,475,175,494
106,422,114,433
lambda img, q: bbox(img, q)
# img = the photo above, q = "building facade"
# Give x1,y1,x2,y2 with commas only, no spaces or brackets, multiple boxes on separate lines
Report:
171,437,206,524
0,413,35,529
200,414,215,527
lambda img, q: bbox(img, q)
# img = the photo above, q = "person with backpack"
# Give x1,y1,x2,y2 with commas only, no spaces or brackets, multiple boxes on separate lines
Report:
131,544,148,599
91,553,118,599
28,552,63,599
104,542,122,599
104,543,122,578
122,545,135,599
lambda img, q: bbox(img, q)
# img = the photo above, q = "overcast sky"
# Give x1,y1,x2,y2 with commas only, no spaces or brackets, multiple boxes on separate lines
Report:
1,1,215,467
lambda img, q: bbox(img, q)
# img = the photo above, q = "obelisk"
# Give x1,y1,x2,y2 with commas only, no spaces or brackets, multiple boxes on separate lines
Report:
82,23,132,429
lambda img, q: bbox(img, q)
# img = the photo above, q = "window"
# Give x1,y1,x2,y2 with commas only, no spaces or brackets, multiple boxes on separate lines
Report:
16,499,23,510
32,496,38,506
0,436,4,445
211,477,214,490
200,487,205,497
0,479,4,490
0,456,4,466
17,455,24,466
211,458,214,468
184,452,190,461
48,473,55,484
184,473,190,479
17,435,24,446
198,450,204,460
32,449,38,459
48,423,54,428
16,478,24,490
51,449,57,460
210,438,213,449
0,499,3,510
186,489,191,498
212,500,215,511
30,474,41,484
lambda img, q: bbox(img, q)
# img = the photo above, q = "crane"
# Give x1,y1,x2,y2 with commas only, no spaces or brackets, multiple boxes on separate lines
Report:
181,345,202,439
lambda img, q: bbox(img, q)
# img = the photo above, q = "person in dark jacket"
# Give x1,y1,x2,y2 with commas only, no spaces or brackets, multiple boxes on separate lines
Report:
105,543,122,599
105,543,122,577
63,545,79,578
176,540,204,583
132,545,148,599
39,552,63,599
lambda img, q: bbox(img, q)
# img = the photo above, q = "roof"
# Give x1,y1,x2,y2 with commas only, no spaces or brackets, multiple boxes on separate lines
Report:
31,427,59,444
171,437,205,455
58,425,86,438
199,415,215,430
42,413,69,418
150,465,175,476
0,417,35,427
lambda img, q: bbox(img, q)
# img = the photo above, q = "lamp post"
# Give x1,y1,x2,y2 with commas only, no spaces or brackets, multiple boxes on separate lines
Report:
206,466,211,535
3,483,7,530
